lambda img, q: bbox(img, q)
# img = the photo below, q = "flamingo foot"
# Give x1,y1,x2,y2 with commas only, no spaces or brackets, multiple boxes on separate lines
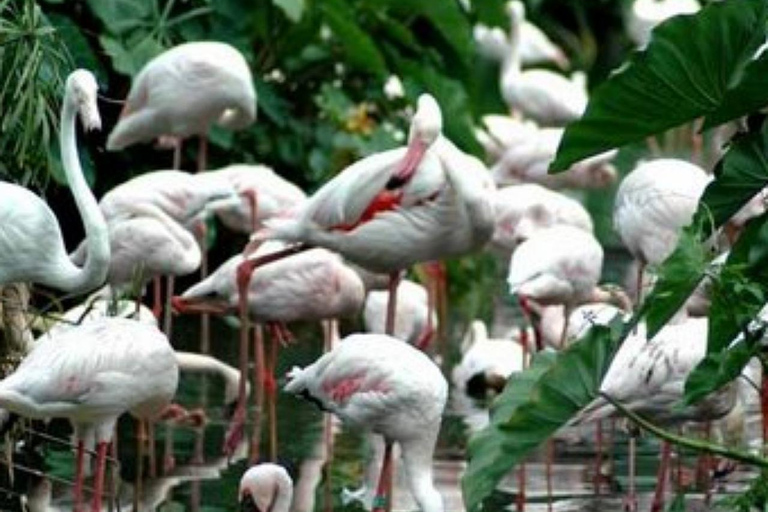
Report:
223,405,246,457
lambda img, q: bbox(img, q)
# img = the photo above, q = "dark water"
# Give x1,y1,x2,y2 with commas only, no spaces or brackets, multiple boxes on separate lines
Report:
3,313,762,512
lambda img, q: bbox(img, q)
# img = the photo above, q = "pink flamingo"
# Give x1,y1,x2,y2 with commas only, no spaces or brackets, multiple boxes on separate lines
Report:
0,70,109,293
285,334,447,512
363,279,436,349
0,318,178,512
172,242,365,458
106,41,256,172
249,94,494,337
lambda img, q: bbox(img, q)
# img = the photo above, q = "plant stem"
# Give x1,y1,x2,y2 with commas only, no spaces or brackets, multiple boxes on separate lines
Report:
600,392,768,469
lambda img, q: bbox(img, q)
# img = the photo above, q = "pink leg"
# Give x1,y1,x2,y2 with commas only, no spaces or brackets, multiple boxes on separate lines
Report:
224,296,249,456
250,324,265,463
516,463,526,512
152,276,162,319
651,441,672,512
147,421,157,478
90,441,109,512
267,324,282,461
385,271,403,336
372,441,394,512
73,440,85,512
623,436,637,512
518,297,542,351
163,275,175,338
172,138,182,170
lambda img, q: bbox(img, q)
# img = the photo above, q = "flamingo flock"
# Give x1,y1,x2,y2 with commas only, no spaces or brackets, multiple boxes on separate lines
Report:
0,5,761,511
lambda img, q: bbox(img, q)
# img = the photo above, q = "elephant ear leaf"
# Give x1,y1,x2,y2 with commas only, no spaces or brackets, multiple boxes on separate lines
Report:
462,319,625,512
550,0,768,172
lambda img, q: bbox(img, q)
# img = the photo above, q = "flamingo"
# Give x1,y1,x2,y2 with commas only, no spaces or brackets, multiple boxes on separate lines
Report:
474,7,569,69
490,184,594,256
507,225,631,348
285,333,447,512
203,164,307,234
500,1,587,125
535,303,625,350
451,320,525,433
251,94,495,337
0,317,178,512
0,69,108,293
363,279,436,349
625,0,700,48
106,41,256,172
172,242,365,457
613,158,711,306
239,463,294,512
491,126,617,188
574,315,737,512
475,115,539,162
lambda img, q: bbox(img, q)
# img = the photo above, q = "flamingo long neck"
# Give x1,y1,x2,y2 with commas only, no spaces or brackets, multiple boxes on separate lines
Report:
56,95,110,292
503,10,522,79
271,480,293,512
400,435,444,512
174,351,240,403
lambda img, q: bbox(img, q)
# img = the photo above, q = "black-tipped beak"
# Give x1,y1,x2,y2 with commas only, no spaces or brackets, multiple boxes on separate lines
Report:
240,493,261,512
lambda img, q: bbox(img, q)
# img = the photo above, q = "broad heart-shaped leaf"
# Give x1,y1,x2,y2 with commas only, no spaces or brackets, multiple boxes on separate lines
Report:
550,0,767,172
683,338,758,406
463,320,624,512
693,118,768,235
704,54,768,130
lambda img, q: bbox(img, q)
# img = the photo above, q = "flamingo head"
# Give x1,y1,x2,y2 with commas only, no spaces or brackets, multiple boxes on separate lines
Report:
67,69,101,132
505,1,525,24
393,94,443,184
239,464,293,512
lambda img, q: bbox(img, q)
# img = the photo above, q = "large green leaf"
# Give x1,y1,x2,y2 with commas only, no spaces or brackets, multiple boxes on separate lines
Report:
463,319,624,512
550,0,767,172
704,54,768,130
640,227,709,337
683,337,758,406
693,118,768,234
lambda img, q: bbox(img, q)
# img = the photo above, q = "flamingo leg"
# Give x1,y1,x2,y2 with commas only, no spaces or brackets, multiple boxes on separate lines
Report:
172,138,182,170
415,264,437,351
518,296,542,351
372,441,394,512
323,320,336,512
197,135,208,174
266,323,282,461
134,420,145,512
90,441,109,512
74,439,85,512
198,223,211,356
546,440,553,512
385,271,403,336
635,262,646,312
163,422,175,474
594,420,603,495
623,435,637,512
224,283,250,456
650,441,672,512
559,305,571,348
250,324,265,463
516,462,526,512
147,421,157,478
163,275,175,338
152,276,162,319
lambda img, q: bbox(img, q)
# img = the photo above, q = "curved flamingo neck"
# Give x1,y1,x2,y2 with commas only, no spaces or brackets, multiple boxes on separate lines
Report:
503,10,522,77
55,92,109,292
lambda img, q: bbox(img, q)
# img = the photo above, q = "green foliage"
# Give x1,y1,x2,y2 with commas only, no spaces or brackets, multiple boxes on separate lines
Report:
551,0,768,172
0,0,68,187
717,470,768,512
463,319,625,512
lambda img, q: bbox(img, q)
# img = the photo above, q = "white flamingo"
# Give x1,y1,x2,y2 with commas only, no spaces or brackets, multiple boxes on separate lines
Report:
507,225,628,348
613,158,711,304
172,242,365,457
500,1,587,125
285,334,447,512
251,94,494,337
363,279,436,348
0,69,109,293
491,184,594,255
626,0,700,48
474,16,569,69
491,127,617,189
239,463,294,512
204,164,307,234
0,318,178,512
107,41,256,172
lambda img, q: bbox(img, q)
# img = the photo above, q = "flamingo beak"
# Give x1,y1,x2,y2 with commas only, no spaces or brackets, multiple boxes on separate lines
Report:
240,492,261,512
390,138,427,186
170,295,229,316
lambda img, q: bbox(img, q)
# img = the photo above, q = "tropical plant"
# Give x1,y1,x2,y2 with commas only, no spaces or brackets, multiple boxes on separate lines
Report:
464,1,768,510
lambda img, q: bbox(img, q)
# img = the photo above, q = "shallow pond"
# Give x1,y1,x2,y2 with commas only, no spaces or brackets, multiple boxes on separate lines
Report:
0,312,762,512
